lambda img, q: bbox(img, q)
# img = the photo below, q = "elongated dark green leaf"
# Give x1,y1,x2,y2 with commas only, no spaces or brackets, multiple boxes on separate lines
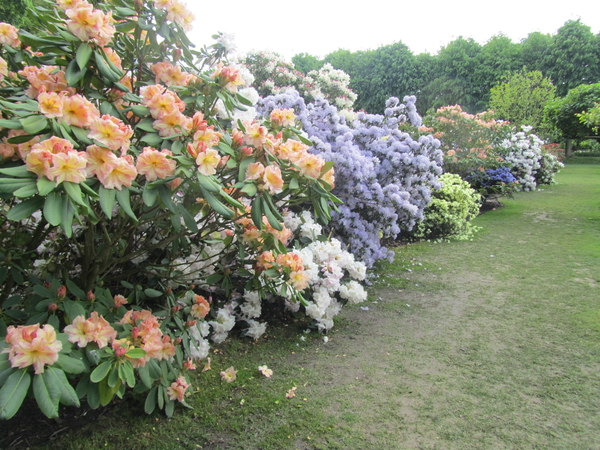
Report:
261,197,283,230
0,369,31,420
143,288,162,298
0,166,34,178
33,373,59,418
125,348,146,359
12,182,37,198
142,185,159,207
251,196,263,229
0,119,23,129
90,361,112,383
37,176,56,196
7,134,37,144
60,197,75,237
199,186,234,219
94,50,121,83
116,188,138,222
98,186,116,218
107,366,119,388
56,354,85,375
43,192,63,226
7,196,44,221
20,115,48,135
140,133,162,146
0,180,34,194
138,365,153,389
63,181,86,207
65,59,87,86
76,42,92,70
144,386,157,414
66,279,86,300
177,203,198,232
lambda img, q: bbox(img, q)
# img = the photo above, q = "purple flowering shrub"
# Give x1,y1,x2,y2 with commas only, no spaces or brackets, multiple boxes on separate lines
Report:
466,167,519,199
258,90,443,267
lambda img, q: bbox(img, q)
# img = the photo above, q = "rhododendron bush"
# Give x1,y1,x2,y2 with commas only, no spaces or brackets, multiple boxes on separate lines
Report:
257,90,444,267
0,0,364,420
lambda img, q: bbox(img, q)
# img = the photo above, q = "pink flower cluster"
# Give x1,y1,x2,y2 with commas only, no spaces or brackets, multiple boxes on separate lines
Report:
3,324,62,374
64,312,117,348
0,22,20,48
167,375,190,402
63,0,116,46
153,0,195,32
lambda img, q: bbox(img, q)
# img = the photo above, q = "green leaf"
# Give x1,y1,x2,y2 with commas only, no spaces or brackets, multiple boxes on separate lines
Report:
142,185,159,207
60,196,75,237
76,42,93,70
13,182,38,198
94,50,121,83
0,179,35,194
130,105,151,117
86,380,100,409
199,186,234,219
138,365,153,390
165,399,175,418
251,196,263,229
46,367,79,407
0,369,31,420
140,133,162,146
43,192,63,226
7,134,37,144
261,197,283,231
20,115,48,135
66,279,86,300
177,203,199,232
7,196,44,221
98,186,116,218
56,354,85,374
64,300,86,322
65,59,87,86
38,176,56,196
144,386,157,414
0,166,34,178
116,188,138,222
70,125,93,144
90,361,112,383
125,348,146,359
33,373,59,418
143,288,163,298
107,365,119,388
240,183,257,196
98,376,120,406
63,181,86,207
0,119,23,129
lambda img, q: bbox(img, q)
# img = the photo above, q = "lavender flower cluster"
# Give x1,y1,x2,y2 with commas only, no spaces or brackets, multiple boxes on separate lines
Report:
258,90,443,267
469,167,517,188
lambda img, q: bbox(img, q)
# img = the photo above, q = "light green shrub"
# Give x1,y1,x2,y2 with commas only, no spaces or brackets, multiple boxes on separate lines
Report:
410,173,482,240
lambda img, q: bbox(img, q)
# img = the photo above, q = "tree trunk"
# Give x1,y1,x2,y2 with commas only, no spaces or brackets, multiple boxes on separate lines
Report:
565,139,573,158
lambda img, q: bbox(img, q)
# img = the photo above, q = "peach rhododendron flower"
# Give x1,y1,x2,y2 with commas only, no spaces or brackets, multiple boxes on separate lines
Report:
113,294,128,308
321,167,335,187
202,357,211,372
286,387,297,398
183,358,197,371
296,153,325,179
62,94,100,128
46,150,88,184
262,164,284,194
64,312,117,349
152,61,191,86
212,64,243,93
65,2,115,45
220,366,237,383
196,148,221,176
136,147,176,181
153,110,191,137
97,156,137,190
0,143,16,160
144,90,185,119
85,144,118,177
88,114,133,153
37,90,64,118
3,324,62,374
190,294,210,319
270,108,296,127
289,270,310,290
258,365,273,378
245,162,265,180
167,375,190,402
19,65,72,98
243,122,268,148
0,23,21,48
0,56,7,82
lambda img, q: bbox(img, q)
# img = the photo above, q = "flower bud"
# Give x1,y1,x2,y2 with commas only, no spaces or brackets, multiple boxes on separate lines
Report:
56,285,67,299
87,290,96,302
186,320,197,328
132,327,139,339
48,303,58,312
173,48,182,62
134,0,144,11
115,346,127,358
175,337,182,345
43,281,52,289
171,305,181,314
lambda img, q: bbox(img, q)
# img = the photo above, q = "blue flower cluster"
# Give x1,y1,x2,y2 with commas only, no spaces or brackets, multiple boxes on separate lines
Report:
470,167,517,188
258,90,443,267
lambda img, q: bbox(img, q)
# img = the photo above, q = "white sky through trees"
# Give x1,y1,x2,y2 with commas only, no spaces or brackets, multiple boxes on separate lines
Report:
187,0,600,61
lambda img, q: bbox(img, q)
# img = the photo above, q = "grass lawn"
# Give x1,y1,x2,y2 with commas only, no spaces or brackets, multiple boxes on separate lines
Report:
2,163,599,449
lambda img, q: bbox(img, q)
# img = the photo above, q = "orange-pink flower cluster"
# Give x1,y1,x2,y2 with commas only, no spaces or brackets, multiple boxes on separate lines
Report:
190,294,210,319
153,0,195,32
167,375,190,402
212,64,244,94
0,22,20,48
25,136,88,185
19,66,72,98
116,309,176,367
65,0,116,46
64,312,117,349
3,324,62,374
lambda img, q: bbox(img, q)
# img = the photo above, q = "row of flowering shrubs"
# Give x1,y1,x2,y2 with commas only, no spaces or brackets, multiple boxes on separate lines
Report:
0,0,372,420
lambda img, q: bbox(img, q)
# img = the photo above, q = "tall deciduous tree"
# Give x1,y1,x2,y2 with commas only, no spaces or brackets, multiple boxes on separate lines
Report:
291,53,323,74
489,69,556,131
548,20,600,96
545,82,600,155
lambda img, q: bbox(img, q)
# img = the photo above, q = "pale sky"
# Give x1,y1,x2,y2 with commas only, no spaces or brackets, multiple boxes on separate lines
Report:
186,0,600,61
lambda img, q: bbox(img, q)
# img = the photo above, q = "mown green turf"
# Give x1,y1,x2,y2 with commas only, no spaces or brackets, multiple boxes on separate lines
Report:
21,163,600,449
